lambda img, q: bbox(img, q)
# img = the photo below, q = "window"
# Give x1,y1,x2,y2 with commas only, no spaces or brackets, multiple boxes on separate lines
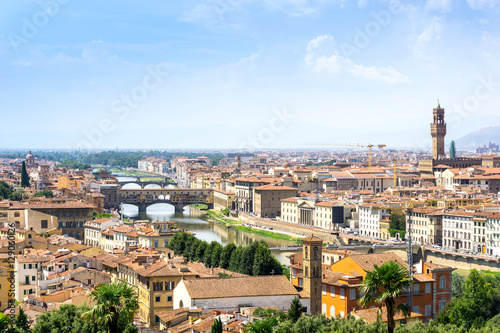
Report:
28,264,32,269
331,286,335,297
155,296,160,302
414,283,419,294
439,298,447,312
299,279,303,287
83,211,88,216
425,304,431,316
439,275,446,289
349,289,356,300
413,306,419,314
340,288,345,299
322,285,326,295
168,296,172,302
425,283,431,293
41,220,48,229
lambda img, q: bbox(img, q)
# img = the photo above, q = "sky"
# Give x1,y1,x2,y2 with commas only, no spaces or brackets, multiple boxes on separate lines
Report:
1,0,500,151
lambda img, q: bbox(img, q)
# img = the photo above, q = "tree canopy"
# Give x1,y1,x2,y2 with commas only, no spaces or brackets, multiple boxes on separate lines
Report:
167,233,283,277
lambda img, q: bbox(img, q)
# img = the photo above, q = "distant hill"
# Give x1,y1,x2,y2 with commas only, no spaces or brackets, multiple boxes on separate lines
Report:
455,125,500,151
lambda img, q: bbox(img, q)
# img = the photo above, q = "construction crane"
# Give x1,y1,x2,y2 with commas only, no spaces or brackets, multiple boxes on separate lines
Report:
393,157,398,187
307,143,386,168
406,202,415,310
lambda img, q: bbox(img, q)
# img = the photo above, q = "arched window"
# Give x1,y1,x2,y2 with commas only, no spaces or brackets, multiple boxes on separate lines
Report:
322,303,327,315
330,305,335,317
439,275,446,289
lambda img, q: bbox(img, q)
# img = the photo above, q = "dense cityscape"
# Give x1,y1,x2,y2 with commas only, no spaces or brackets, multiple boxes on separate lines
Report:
0,103,499,332
3,1,500,332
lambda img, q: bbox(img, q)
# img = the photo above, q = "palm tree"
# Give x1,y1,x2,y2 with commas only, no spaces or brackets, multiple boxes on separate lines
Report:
358,261,412,333
244,316,277,333
82,281,139,333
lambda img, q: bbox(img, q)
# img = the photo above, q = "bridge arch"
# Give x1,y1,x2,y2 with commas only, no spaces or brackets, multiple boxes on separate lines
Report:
144,184,162,189
121,183,142,189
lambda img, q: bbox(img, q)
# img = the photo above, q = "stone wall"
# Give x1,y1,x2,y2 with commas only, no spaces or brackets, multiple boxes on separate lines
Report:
238,213,341,244
423,248,500,271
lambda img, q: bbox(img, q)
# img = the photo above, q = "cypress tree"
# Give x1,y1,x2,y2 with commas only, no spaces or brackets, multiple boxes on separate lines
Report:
450,140,456,158
20,162,30,188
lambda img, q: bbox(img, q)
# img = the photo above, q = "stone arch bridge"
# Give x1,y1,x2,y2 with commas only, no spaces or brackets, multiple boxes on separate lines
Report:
119,188,213,212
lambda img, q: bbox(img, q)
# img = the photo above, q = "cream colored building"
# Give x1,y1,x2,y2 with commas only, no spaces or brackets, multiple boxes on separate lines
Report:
407,208,443,245
84,218,120,248
252,184,297,218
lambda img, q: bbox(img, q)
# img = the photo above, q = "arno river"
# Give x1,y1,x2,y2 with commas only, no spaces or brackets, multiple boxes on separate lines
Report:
118,178,299,265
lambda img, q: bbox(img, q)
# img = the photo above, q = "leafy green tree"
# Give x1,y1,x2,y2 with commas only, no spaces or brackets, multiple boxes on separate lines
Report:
287,297,306,323
0,313,11,333
210,243,223,268
0,181,13,200
439,270,500,329
219,243,236,269
389,213,406,231
20,162,30,188
210,317,222,333
358,261,412,333
451,272,466,299
186,239,201,261
252,242,283,276
34,189,53,198
239,241,260,275
33,304,105,333
221,208,230,216
229,246,244,272
9,189,24,202
82,281,139,333
195,241,208,263
203,241,217,267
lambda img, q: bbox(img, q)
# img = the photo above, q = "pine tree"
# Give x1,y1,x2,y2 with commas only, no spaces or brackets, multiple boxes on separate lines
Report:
20,162,30,188
287,297,306,323
14,308,30,333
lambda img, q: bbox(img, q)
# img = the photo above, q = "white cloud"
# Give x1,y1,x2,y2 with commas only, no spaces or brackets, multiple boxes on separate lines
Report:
466,0,499,9
424,0,451,11
411,17,442,59
305,35,410,83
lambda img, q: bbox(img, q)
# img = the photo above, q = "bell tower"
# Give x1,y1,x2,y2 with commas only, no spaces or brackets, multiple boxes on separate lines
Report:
431,101,446,160
302,235,323,315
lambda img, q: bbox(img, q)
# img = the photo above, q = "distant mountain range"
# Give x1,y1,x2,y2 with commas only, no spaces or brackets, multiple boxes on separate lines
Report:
455,125,500,151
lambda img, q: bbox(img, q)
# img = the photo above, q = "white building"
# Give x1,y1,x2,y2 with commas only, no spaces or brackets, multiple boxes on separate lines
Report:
173,275,306,313
442,212,474,252
482,212,500,256
84,218,119,248
358,205,391,239
281,198,348,230
15,253,52,301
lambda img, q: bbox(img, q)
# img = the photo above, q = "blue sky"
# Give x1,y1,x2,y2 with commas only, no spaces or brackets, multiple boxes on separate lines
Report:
1,0,500,150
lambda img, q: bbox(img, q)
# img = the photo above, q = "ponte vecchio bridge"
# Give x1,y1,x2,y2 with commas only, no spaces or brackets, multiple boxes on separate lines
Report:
119,188,213,212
